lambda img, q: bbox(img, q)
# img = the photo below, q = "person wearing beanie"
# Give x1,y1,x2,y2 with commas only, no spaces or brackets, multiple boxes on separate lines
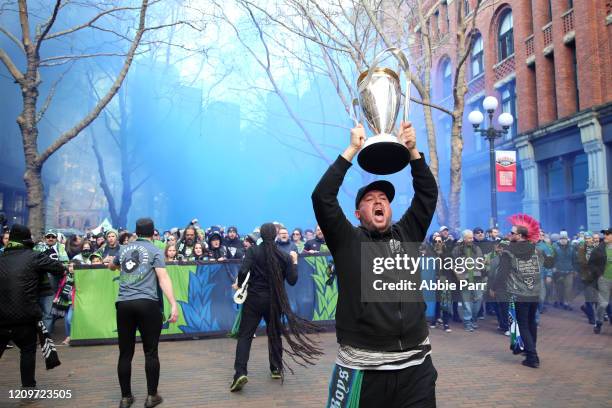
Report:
109,218,178,408
223,226,244,259
553,231,575,310
101,229,121,263
0,224,69,388
311,121,438,405
206,228,228,261
230,223,321,392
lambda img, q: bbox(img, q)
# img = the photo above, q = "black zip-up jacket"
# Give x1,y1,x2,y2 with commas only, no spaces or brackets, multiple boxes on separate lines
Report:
237,244,298,297
312,154,437,351
0,246,67,327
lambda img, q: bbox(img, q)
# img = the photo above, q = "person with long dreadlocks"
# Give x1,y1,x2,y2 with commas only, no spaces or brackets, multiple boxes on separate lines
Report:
312,121,438,408
230,222,323,392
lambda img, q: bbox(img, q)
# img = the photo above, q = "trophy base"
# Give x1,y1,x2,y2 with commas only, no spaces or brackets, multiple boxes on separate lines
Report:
357,134,411,175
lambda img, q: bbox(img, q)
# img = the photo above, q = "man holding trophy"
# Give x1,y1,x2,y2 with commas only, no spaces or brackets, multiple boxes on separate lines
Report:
312,48,438,407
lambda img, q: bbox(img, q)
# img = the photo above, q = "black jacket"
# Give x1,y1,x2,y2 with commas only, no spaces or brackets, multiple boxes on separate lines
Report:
312,154,437,351
237,244,298,297
0,246,66,327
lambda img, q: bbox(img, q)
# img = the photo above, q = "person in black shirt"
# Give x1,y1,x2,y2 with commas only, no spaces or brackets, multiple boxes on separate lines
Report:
0,224,68,388
303,225,327,253
312,121,438,407
230,223,322,392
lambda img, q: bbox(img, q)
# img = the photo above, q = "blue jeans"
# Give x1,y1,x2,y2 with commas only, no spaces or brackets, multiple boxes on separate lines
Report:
65,306,73,336
39,295,55,334
461,289,483,326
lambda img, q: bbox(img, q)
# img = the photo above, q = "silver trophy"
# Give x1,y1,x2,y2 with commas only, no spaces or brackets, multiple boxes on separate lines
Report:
353,47,411,175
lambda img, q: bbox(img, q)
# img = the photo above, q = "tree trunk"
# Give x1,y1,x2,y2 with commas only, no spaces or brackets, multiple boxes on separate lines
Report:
448,53,469,230
18,73,45,237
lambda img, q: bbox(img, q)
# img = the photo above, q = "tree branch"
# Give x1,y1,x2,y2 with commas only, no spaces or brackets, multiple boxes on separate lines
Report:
44,5,142,40
131,175,152,194
34,0,61,57
0,26,25,53
36,63,72,123
0,48,24,81
38,0,150,165
17,0,31,50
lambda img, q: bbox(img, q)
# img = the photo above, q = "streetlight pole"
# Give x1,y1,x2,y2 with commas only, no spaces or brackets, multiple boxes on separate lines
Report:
468,96,514,229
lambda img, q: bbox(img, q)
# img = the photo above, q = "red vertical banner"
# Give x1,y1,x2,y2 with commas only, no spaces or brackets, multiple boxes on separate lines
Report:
495,150,516,192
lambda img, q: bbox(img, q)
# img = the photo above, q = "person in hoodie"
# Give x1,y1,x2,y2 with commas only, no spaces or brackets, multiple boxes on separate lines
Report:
206,228,228,261
0,224,69,388
312,121,438,407
275,227,298,254
223,226,244,259
490,214,553,369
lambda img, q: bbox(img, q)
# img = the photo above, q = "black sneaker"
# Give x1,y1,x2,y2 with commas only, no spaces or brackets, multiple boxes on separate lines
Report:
270,370,282,379
118,395,134,408
230,375,248,392
522,359,539,368
594,322,602,334
144,394,163,408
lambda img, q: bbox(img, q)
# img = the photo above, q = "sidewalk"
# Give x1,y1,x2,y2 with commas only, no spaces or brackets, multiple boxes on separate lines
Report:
0,305,610,407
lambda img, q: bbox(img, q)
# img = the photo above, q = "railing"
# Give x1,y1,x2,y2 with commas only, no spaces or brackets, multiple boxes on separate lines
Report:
543,22,553,47
525,35,534,57
494,55,515,82
562,9,574,35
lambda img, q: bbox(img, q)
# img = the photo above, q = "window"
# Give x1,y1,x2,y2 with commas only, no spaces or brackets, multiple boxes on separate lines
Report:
434,10,440,37
471,34,484,78
441,59,452,98
498,10,514,61
14,195,24,213
464,0,471,16
568,0,573,8
569,43,579,111
501,80,517,139
572,154,588,193
547,0,553,22
546,159,564,197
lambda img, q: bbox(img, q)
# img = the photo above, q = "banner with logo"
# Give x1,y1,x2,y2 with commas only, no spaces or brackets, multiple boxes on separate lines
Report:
495,150,517,192
70,256,339,345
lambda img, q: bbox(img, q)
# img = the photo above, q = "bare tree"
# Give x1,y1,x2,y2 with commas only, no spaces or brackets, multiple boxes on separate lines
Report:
0,0,196,237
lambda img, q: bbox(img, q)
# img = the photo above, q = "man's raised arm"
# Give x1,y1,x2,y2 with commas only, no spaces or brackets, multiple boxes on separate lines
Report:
396,122,438,242
311,125,366,251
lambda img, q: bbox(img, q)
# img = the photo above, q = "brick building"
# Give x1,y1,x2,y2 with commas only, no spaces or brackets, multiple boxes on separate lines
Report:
418,0,611,233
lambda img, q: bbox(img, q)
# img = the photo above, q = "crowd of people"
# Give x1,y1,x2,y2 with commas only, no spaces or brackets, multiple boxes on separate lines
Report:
420,224,611,342
1,218,610,349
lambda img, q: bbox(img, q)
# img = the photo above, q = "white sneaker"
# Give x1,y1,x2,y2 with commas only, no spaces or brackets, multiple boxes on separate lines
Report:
504,330,510,336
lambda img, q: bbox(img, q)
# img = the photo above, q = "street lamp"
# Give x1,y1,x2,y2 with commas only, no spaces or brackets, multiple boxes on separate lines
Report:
468,96,514,228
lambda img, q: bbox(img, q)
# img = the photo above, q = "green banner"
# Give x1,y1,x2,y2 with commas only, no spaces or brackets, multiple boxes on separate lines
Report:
71,256,337,345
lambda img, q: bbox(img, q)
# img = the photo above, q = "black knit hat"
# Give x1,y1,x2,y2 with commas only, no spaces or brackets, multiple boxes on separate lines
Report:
135,218,155,237
9,224,34,247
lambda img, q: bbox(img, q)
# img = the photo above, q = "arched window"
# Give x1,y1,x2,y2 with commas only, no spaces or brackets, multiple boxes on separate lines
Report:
498,10,514,61
441,59,452,97
471,34,484,78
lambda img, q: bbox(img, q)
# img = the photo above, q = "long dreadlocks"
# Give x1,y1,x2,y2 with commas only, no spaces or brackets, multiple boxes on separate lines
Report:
259,223,323,376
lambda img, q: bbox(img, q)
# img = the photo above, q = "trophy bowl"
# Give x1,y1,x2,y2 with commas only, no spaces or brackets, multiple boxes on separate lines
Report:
355,49,411,175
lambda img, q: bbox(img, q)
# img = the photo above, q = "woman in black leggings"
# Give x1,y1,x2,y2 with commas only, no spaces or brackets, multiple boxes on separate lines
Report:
110,218,178,408
230,222,322,391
